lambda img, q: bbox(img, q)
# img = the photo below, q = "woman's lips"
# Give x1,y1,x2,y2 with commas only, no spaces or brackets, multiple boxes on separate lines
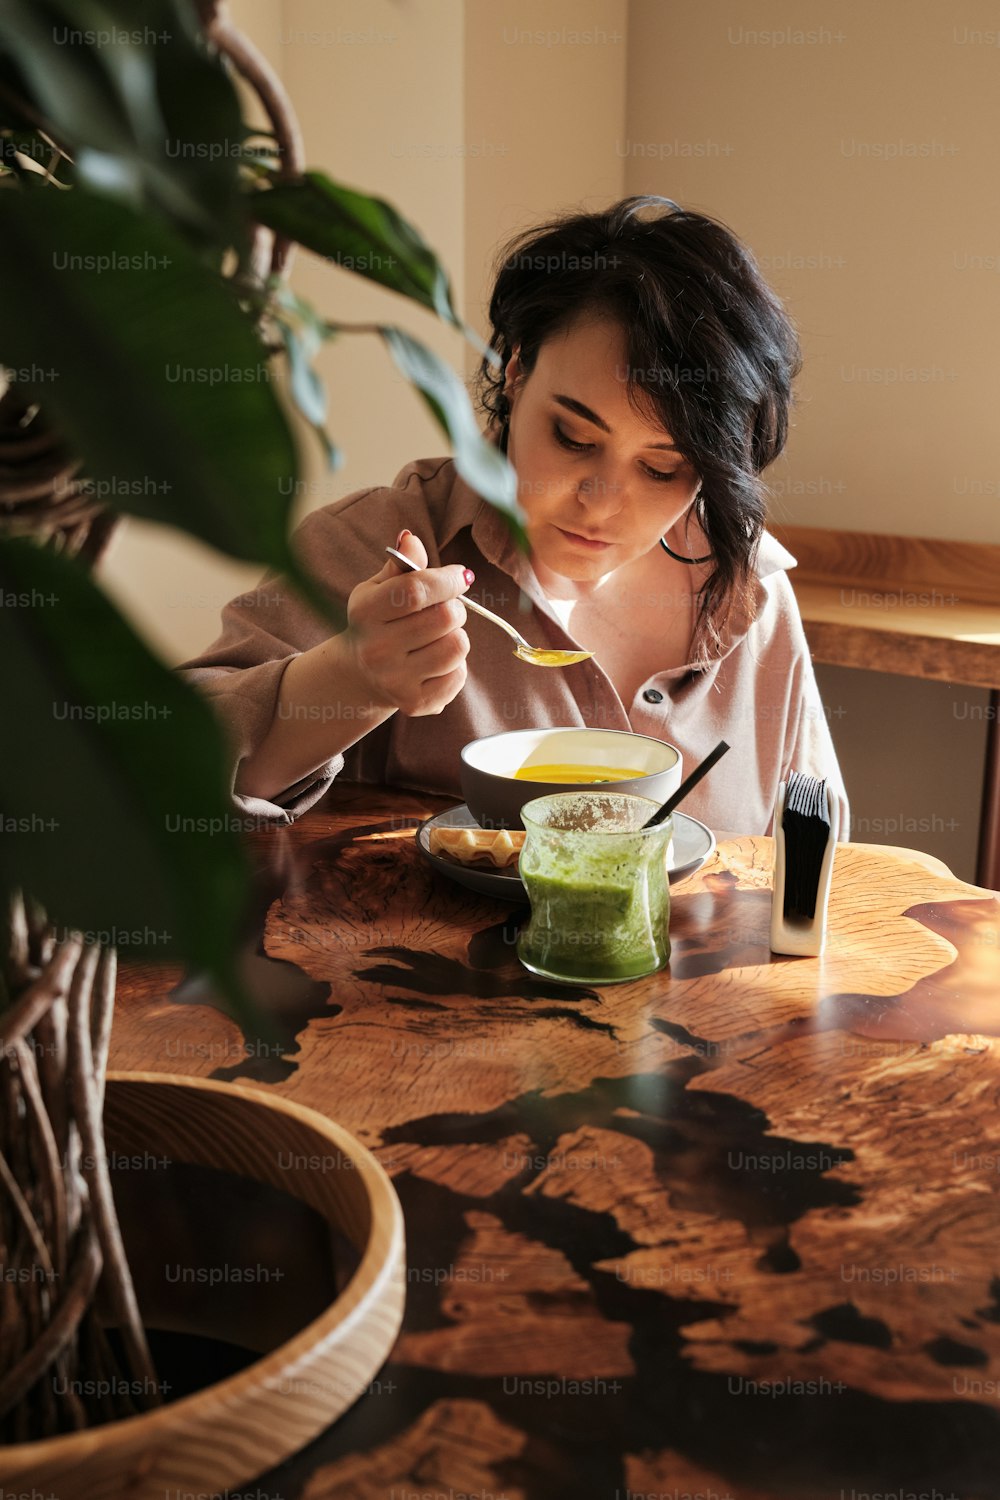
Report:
555,526,612,551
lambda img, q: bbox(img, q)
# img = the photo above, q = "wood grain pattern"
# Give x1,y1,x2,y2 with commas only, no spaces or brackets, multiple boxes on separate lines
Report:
106,784,1000,1500
794,588,1000,690
769,524,1000,608
1,1072,404,1499
766,522,1000,710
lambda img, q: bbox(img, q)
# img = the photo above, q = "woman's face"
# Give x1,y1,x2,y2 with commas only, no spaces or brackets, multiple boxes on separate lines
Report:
504,314,703,584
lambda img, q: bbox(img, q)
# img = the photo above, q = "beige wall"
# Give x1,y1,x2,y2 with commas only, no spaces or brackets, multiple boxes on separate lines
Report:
625,0,997,879
463,0,627,368
280,0,467,501
625,0,1000,542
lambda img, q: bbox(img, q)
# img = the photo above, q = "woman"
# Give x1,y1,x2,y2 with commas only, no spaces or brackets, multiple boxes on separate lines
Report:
179,196,850,838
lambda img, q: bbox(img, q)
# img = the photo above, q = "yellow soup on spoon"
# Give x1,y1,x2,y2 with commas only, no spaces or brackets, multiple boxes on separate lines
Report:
512,764,644,784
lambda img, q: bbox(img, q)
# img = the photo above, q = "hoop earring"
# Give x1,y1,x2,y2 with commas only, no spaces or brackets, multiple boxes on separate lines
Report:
660,494,712,565
659,538,712,565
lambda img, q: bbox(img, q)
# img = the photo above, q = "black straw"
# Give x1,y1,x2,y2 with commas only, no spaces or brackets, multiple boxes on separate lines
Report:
640,740,730,829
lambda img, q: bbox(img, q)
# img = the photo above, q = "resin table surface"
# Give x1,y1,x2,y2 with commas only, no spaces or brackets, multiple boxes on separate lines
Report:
110,782,1000,1500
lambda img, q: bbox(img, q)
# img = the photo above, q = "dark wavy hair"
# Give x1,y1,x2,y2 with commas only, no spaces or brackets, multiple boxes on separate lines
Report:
475,195,801,665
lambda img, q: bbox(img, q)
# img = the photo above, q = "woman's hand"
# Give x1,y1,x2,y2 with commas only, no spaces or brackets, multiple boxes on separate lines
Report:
345,529,474,717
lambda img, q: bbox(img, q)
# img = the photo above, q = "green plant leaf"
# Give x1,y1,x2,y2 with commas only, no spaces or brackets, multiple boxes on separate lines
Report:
148,0,252,252
0,190,284,552
0,1,138,164
276,318,340,470
253,171,495,360
271,286,342,472
0,535,255,1020
0,186,342,625
0,0,248,246
375,325,526,544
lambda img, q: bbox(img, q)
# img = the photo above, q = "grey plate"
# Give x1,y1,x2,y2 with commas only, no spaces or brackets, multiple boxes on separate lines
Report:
416,803,716,903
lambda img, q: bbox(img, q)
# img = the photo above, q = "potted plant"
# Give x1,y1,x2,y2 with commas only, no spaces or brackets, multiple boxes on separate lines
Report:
0,0,519,1483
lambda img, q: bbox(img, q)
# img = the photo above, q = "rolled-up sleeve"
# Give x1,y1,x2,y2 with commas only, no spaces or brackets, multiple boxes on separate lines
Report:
178,574,345,823
182,650,343,824
176,478,444,822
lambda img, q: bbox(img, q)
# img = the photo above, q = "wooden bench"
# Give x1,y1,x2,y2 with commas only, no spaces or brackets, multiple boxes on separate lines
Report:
769,526,1000,889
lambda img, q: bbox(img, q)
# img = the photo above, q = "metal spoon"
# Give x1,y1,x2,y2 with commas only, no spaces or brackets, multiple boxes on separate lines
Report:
384,545,593,668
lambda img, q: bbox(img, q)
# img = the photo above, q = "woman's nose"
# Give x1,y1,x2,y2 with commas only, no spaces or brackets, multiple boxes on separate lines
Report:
576,471,626,515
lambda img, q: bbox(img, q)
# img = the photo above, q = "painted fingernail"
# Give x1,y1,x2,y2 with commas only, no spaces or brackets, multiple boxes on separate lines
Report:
463,568,476,586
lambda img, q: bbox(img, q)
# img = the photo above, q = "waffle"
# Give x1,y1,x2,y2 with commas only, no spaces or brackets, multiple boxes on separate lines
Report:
428,825,525,870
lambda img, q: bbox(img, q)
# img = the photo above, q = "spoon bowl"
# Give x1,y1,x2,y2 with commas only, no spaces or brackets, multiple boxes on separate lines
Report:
384,546,593,669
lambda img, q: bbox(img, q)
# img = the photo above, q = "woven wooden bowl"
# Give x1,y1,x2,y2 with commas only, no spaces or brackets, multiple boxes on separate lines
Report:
1,1072,405,1498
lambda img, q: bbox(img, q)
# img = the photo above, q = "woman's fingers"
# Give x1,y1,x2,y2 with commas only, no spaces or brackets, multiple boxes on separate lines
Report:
360,530,472,625
375,560,473,624
344,530,475,716
403,665,469,718
368,527,430,587
392,596,468,652
394,527,428,570
408,624,471,683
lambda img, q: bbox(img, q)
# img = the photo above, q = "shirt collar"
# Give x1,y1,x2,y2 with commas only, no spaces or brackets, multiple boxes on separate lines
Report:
756,528,798,579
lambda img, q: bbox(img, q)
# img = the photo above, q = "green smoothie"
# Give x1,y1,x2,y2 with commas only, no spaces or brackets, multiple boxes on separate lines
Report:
517,792,672,984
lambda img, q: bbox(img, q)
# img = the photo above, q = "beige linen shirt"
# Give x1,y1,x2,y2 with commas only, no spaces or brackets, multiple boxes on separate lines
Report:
178,456,851,840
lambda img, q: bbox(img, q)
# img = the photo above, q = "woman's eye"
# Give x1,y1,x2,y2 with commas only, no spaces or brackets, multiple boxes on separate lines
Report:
553,423,592,453
553,422,678,483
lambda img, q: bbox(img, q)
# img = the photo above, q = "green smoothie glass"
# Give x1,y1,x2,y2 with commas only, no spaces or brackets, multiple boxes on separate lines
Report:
517,791,673,984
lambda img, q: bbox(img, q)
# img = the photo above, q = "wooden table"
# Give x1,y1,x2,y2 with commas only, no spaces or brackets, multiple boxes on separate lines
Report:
110,784,1000,1500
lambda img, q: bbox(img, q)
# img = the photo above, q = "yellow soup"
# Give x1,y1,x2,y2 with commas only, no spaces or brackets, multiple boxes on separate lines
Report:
512,763,645,784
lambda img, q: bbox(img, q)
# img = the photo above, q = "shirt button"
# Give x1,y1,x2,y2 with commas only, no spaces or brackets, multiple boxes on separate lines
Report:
642,689,664,705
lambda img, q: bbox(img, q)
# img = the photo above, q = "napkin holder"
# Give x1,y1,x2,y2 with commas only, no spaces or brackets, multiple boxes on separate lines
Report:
770,772,839,957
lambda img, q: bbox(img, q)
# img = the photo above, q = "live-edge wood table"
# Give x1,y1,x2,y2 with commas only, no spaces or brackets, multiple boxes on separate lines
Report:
110,783,1000,1500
